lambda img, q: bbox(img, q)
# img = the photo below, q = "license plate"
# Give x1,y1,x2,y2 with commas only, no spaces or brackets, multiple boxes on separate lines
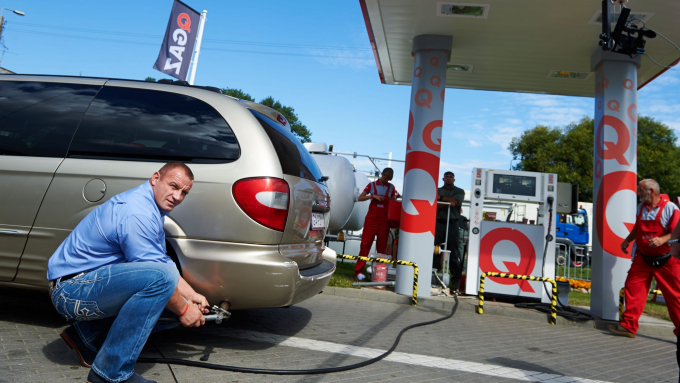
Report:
311,213,325,230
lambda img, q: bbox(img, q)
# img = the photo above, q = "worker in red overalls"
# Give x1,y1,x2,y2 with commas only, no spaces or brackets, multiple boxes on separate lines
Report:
355,167,399,281
609,179,680,338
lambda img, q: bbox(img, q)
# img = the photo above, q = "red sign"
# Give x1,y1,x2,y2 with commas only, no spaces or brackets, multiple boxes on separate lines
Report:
596,171,637,258
479,228,537,293
400,151,440,236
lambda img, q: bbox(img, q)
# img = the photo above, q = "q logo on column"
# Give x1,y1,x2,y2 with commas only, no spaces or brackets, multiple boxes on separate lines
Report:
400,151,439,235
479,228,537,293
596,115,631,166
422,120,442,152
415,89,433,108
596,171,637,258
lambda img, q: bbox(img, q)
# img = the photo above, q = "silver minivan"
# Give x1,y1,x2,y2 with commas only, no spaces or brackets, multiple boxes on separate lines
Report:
0,75,335,310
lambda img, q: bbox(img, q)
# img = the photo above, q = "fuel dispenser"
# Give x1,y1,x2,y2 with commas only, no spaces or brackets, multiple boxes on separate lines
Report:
465,168,557,303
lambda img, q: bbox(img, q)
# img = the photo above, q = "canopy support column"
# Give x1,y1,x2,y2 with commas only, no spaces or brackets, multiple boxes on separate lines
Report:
395,35,452,298
590,49,641,320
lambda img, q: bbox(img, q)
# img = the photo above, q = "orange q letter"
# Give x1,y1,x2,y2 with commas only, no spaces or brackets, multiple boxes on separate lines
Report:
177,13,192,32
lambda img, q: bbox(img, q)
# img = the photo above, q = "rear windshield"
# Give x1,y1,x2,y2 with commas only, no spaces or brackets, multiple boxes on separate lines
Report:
250,110,324,183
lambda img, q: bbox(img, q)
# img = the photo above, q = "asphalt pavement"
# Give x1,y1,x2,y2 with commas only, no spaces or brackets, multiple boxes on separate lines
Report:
0,285,677,383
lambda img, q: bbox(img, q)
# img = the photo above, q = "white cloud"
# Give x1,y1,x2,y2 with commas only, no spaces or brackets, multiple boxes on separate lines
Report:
468,140,483,147
486,125,523,149
308,49,374,70
665,119,680,131
528,106,590,127
645,103,680,114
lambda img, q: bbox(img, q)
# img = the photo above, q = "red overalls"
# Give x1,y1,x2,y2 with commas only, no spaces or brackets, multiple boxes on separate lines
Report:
355,180,393,277
621,198,680,335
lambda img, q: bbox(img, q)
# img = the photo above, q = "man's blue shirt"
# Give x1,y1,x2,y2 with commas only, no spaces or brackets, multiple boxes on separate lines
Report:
47,181,172,280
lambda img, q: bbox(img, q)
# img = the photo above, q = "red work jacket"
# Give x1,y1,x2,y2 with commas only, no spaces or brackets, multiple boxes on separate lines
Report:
364,180,395,224
636,198,671,257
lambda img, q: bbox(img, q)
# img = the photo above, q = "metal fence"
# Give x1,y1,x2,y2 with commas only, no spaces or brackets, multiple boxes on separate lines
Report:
554,243,591,282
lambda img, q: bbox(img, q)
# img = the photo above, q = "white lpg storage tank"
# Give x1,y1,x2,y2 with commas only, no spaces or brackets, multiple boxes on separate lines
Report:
344,170,370,231
304,143,356,233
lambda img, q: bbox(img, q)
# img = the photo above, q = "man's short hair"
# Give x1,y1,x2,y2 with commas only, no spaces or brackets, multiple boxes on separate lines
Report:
443,171,454,177
159,162,194,181
382,167,394,176
640,178,660,195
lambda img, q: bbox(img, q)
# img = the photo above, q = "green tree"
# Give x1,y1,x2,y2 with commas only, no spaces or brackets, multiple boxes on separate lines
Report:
144,77,157,82
260,96,312,143
221,88,254,101
508,116,680,202
637,116,680,200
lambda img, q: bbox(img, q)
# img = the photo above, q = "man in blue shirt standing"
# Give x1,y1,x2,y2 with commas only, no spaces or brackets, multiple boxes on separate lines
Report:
47,162,209,383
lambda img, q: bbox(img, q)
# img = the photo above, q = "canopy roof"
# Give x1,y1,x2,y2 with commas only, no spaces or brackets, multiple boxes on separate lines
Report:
361,0,680,97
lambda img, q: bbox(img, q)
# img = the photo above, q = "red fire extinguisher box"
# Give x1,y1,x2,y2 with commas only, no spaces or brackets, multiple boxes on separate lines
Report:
388,200,401,229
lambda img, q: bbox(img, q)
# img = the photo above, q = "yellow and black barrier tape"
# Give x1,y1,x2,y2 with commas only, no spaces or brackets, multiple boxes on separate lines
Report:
337,254,418,306
619,287,663,320
478,272,558,325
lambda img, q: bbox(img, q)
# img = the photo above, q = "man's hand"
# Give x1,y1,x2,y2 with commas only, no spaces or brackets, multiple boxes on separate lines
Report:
187,292,210,314
649,237,665,248
372,195,384,202
178,303,205,327
620,239,630,254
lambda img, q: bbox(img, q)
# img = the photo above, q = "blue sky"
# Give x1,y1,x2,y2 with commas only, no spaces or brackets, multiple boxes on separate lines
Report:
3,1,679,192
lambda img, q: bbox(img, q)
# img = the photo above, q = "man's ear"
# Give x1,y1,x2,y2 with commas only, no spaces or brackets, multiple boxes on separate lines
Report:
150,172,161,186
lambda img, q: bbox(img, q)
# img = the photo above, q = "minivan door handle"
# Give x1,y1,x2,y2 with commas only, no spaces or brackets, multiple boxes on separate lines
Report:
0,230,19,235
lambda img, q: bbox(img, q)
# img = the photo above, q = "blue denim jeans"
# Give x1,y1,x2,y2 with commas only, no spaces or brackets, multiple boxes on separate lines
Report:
50,262,180,382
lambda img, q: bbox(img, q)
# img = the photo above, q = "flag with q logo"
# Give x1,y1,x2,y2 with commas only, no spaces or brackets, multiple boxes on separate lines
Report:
153,0,200,80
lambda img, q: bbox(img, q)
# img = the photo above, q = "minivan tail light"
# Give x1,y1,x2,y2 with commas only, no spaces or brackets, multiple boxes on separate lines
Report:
233,177,289,231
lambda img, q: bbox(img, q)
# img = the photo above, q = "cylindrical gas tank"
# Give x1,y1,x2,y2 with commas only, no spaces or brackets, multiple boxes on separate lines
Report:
372,262,388,289
344,171,370,231
310,153,356,232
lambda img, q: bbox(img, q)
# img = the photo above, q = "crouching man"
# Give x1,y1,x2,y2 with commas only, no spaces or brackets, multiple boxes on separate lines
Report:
47,162,209,383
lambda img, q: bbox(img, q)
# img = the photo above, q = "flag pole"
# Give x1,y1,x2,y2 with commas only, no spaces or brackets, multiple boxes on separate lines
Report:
188,9,207,85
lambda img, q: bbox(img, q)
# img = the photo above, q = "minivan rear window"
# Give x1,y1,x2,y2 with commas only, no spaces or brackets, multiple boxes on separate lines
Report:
69,86,240,163
0,81,99,157
251,110,324,184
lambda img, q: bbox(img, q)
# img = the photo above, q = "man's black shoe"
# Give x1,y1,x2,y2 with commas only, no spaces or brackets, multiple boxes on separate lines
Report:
60,325,97,368
87,370,157,383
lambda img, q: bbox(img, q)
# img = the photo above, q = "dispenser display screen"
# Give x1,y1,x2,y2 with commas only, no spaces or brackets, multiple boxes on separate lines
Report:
492,174,536,197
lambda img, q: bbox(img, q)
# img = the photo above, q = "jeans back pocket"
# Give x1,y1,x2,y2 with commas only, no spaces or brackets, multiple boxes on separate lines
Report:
55,293,106,321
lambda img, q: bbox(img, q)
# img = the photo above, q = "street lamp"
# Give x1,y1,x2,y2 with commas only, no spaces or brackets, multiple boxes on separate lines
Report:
0,8,25,17
0,7,25,40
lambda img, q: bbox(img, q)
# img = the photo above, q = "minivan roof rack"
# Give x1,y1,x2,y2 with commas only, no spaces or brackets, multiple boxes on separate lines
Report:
156,79,222,94
0,74,224,94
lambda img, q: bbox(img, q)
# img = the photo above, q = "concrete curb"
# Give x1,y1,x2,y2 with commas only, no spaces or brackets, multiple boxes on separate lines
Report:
321,286,675,339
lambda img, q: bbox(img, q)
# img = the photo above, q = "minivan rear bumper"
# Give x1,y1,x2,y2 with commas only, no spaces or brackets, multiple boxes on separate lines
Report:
167,238,336,310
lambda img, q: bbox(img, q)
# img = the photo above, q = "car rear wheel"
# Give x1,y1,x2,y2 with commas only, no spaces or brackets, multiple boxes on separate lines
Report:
556,249,567,266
